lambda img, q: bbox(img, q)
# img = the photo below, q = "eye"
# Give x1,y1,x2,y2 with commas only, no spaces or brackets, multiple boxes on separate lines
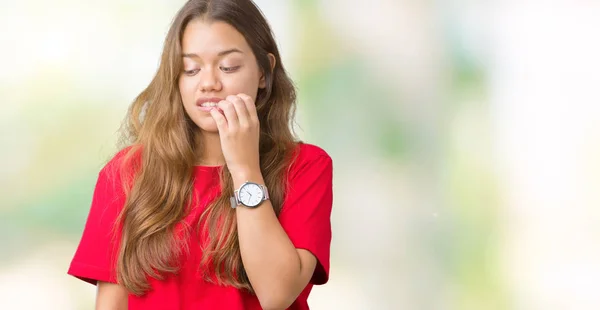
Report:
184,69,200,76
220,66,241,73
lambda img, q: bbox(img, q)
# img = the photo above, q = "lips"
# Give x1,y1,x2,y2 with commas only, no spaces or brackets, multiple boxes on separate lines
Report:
196,97,223,112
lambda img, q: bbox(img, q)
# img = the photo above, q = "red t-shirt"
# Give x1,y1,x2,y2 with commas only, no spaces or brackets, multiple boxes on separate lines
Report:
68,143,333,309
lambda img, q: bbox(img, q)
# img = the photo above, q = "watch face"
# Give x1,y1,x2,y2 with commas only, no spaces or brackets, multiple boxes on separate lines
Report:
239,182,264,207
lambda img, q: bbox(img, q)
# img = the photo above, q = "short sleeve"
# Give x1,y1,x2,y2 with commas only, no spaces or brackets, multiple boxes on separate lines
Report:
279,149,333,285
68,163,125,285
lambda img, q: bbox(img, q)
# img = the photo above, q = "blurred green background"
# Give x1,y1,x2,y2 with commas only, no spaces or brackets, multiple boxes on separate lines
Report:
1,0,600,309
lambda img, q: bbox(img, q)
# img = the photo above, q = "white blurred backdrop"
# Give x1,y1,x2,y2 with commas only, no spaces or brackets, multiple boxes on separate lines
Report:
1,1,599,309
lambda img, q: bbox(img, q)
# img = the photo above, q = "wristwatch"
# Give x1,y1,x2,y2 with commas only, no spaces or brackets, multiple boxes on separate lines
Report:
230,181,270,208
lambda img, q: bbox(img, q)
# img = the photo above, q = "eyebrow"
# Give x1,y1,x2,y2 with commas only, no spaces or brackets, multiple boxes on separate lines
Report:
182,48,244,58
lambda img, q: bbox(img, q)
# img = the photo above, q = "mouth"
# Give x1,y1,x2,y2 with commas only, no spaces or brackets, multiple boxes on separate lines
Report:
196,97,223,112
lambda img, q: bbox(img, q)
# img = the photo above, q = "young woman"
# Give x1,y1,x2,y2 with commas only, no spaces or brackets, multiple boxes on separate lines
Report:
67,1,333,309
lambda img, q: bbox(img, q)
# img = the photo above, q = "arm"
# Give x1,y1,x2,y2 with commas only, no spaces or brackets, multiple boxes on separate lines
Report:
210,94,331,309
233,173,318,310
68,154,132,308
96,281,128,310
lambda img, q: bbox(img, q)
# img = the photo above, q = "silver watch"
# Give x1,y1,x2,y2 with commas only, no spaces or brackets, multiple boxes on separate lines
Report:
230,181,270,208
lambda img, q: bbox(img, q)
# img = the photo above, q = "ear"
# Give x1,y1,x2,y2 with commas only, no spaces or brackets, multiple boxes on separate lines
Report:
259,53,276,89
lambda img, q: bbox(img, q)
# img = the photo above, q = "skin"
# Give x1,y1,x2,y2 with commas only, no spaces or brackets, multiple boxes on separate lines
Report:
97,19,318,310
96,281,127,310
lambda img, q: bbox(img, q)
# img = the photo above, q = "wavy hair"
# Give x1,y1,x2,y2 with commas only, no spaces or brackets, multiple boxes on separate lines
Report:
115,0,298,295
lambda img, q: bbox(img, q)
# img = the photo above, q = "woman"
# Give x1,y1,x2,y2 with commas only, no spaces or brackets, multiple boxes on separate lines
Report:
67,0,333,309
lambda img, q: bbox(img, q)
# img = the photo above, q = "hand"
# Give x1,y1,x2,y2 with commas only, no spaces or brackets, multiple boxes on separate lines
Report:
209,94,261,180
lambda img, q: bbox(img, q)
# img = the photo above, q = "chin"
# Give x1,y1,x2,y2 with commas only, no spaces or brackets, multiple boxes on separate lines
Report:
191,116,219,133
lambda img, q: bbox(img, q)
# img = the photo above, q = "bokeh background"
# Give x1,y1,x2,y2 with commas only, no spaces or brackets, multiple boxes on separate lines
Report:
1,0,599,309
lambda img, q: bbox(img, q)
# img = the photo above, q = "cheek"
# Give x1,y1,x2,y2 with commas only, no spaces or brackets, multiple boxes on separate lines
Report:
224,72,260,96
179,77,197,99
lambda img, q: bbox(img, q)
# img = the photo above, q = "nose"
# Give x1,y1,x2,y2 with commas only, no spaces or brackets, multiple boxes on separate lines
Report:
198,67,222,93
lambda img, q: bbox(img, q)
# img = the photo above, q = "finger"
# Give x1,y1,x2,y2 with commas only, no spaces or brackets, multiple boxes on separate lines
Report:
218,99,238,131
237,93,259,124
209,108,228,132
227,95,250,129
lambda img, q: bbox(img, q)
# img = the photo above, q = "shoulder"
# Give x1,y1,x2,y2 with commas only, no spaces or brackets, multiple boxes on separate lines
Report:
98,145,142,187
296,142,331,160
288,142,333,179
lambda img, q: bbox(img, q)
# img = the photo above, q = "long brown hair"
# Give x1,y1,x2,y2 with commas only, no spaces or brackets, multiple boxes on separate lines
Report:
116,0,298,296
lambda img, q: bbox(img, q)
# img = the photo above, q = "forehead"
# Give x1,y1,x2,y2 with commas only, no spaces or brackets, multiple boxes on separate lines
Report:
181,19,251,55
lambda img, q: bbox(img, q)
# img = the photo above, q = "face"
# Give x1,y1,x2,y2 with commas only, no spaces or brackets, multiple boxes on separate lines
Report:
179,19,266,133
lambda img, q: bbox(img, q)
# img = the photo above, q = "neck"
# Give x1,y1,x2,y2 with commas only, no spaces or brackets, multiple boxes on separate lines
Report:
195,131,225,166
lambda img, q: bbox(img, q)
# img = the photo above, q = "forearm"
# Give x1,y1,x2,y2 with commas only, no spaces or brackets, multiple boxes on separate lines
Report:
233,172,303,309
